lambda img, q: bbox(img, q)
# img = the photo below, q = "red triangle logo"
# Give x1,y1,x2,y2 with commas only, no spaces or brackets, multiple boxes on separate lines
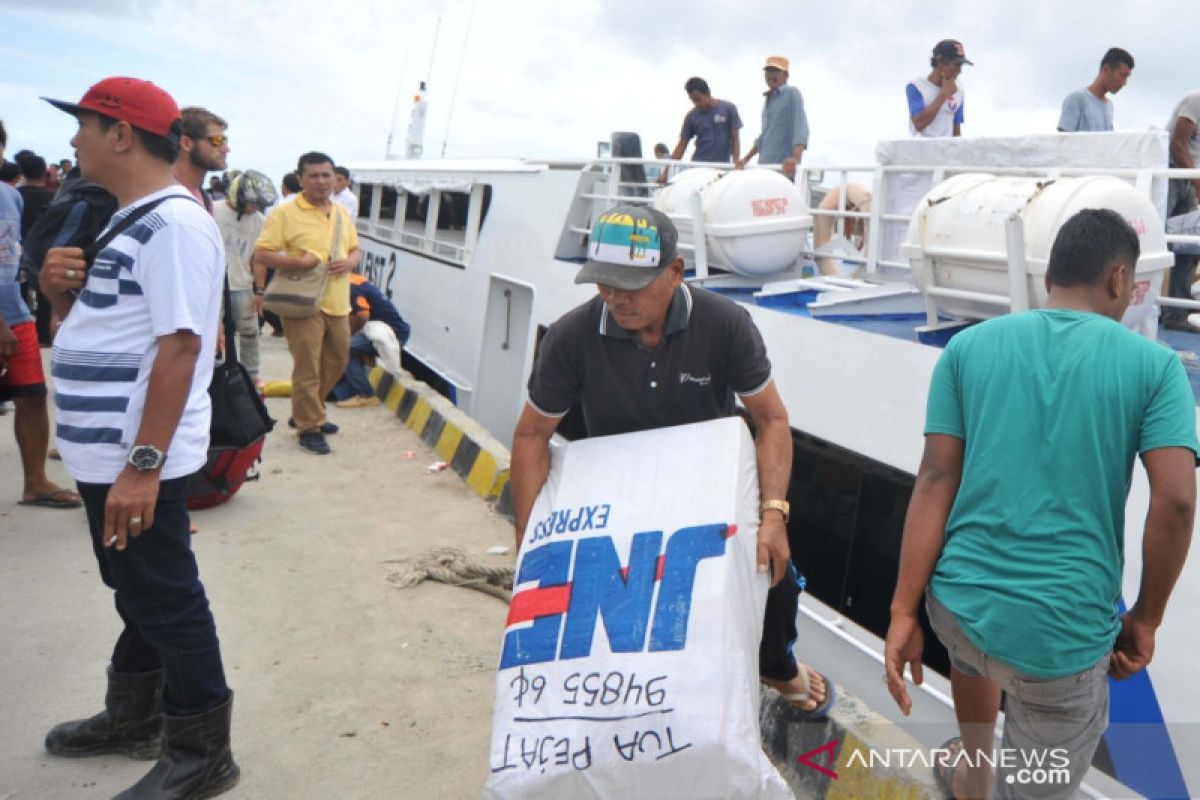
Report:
797,739,839,779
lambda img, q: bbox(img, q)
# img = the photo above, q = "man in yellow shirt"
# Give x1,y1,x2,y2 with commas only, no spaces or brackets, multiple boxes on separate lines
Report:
254,152,360,454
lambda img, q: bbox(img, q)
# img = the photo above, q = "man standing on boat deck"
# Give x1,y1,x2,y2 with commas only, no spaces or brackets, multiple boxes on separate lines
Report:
511,204,837,718
253,152,361,455
38,76,239,799
907,39,971,138
736,56,808,177
1057,48,1134,133
885,209,1197,800
1162,89,1200,333
658,77,742,185
173,106,229,211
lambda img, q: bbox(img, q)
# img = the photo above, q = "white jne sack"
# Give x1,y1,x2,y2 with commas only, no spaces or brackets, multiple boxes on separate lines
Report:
484,417,792,799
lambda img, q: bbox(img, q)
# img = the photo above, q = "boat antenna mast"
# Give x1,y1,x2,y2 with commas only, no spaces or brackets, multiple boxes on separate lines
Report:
403,10,443,160
385,40,413,160
441,0,477,158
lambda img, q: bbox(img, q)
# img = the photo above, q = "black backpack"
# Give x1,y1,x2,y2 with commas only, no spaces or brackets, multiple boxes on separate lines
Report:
18,172,118,283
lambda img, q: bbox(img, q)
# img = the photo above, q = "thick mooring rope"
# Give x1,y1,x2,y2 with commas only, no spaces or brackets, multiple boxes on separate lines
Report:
387,547,514,603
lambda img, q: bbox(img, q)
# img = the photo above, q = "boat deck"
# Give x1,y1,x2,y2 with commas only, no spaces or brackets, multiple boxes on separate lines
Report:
715,286,1200,404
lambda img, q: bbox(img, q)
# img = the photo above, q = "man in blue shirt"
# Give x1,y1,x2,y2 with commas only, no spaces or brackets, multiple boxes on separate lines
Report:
658,77,741,184
333,272,410,407
1058,48,1134,132
737,55,809,176
885,209,1197,799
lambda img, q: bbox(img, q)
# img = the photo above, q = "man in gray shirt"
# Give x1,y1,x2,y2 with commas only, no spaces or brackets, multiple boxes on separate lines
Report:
737,55,809,176
659,77,742,184
1058,48,1134,132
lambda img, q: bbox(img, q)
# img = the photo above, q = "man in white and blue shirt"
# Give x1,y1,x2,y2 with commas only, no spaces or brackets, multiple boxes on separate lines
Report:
907,39,971,138
38,76,239,800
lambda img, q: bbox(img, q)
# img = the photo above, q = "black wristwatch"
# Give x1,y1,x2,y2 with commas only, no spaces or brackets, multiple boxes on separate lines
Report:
127,445,167,472
253,287,265,295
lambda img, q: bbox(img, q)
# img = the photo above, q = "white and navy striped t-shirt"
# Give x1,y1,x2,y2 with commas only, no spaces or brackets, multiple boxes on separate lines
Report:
51,185,224,484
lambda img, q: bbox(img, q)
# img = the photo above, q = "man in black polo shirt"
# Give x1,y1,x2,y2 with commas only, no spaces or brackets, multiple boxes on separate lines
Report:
511,204,835,716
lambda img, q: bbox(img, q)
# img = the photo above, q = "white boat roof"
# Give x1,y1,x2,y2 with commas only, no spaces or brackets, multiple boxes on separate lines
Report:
347,158,584,177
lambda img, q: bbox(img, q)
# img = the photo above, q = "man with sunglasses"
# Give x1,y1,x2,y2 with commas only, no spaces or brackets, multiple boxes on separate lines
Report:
174,106,229,213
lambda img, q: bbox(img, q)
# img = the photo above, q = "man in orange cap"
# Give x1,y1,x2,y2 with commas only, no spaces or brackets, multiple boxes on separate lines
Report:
737,55,809,176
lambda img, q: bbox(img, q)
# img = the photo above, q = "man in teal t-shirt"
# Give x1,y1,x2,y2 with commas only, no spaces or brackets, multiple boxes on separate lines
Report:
884,209,1197,800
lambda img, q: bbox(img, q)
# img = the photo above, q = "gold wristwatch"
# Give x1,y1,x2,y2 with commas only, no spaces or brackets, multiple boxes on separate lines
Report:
761,499,790,523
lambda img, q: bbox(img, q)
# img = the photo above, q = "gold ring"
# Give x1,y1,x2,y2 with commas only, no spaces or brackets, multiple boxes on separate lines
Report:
129,516,143,526
65,269,77,280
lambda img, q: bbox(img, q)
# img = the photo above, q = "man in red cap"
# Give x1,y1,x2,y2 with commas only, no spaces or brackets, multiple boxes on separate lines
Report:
38,76,239,800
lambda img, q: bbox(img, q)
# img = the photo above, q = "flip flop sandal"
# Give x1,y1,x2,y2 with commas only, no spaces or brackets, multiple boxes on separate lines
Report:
933,736,963,799
780,662,838,720
19,488,82,509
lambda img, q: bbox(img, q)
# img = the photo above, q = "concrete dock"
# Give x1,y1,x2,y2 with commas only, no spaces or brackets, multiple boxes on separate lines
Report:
0,336,513,799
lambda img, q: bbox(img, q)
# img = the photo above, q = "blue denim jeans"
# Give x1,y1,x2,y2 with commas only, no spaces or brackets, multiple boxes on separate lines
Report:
332,331,376,401
77,475,230,715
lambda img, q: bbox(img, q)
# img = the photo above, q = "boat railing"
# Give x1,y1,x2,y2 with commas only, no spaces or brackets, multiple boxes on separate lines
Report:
573,157,1200,315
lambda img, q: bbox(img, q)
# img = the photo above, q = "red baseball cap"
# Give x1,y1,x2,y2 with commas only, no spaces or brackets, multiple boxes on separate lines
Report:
42,77,181,143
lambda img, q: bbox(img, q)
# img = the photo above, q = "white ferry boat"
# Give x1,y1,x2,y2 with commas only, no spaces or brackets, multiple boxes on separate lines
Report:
349,129,1200,799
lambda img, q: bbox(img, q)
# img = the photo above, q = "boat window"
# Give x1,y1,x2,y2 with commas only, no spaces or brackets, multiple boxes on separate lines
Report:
358,181,493,269
437,192,469,231
357,184,373,219
379,187,399,222
405,193,428,223
434,187,491,232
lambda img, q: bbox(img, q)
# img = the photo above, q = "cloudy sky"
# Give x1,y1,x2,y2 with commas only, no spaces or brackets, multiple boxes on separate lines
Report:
1,0,1194,186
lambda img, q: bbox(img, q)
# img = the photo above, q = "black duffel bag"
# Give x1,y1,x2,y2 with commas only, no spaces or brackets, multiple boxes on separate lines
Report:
208,276,274,450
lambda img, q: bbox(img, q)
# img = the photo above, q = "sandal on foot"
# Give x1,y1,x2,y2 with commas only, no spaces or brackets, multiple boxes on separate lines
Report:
779,662,838,720
19,488,82,509
933,736,963,799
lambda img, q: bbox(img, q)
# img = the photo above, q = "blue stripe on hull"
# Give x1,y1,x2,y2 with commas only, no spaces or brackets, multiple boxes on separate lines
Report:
1105,596,1188,799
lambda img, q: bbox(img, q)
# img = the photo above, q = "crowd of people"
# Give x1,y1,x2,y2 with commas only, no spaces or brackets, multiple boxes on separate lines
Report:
3,40,1200,800
511,40,1197,800
0,73,412,799
652,41,1200,331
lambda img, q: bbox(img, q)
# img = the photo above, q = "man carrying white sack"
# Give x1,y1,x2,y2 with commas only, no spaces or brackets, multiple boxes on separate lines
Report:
510,204,837,718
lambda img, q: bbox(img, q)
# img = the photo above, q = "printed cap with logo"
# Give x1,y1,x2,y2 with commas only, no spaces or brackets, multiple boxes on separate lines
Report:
763,55,790,72
42,77,182,144
575,205,679,291
932,39,973,66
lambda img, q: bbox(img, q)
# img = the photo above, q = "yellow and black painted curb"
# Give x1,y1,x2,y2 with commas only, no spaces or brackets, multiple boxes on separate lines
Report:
760,690,941,799
368,367,514,518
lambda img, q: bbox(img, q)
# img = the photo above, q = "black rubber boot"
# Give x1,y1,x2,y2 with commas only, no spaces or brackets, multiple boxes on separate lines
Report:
45,666,164,760
114,692,239,800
